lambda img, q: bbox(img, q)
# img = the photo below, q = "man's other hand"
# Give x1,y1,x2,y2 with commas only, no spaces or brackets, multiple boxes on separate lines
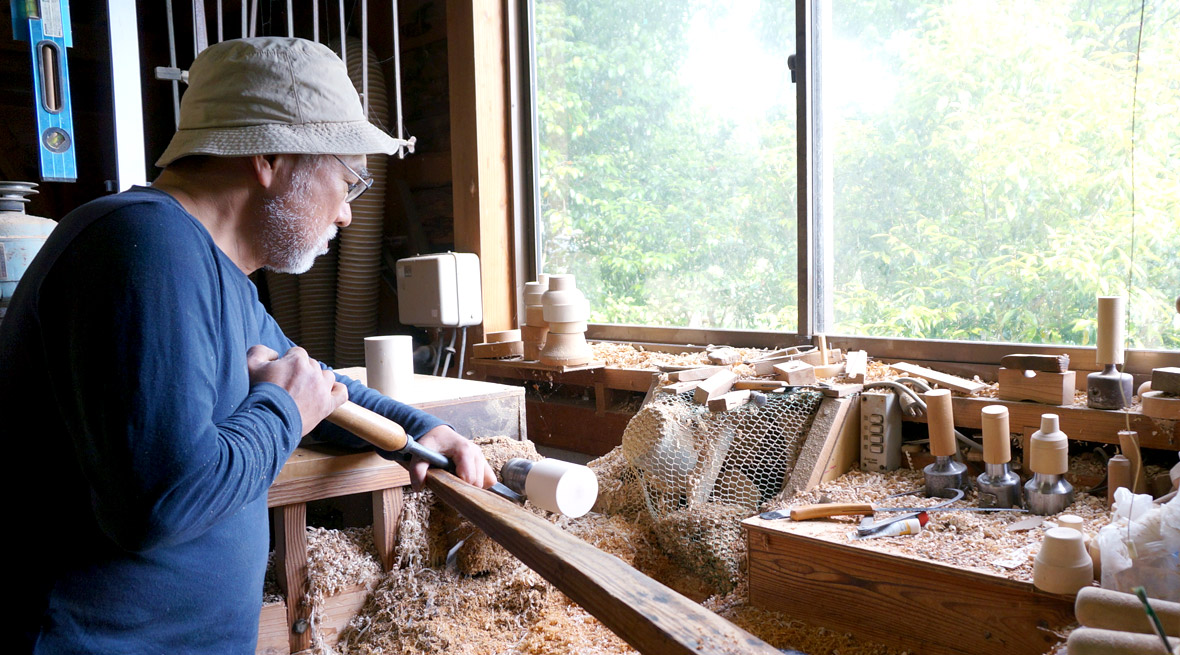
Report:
247,344,347,436
411,425,496,491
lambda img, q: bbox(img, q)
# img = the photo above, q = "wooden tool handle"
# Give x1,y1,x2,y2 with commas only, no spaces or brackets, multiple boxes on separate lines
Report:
925,389,957,457
326,401,409,452
789,503,875,520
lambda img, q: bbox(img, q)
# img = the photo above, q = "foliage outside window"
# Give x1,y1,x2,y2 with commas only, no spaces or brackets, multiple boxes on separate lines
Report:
534,0,797,331
532,0,1179,349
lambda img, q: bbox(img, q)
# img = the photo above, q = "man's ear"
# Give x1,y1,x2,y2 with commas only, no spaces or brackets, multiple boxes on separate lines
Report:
249,154,282,190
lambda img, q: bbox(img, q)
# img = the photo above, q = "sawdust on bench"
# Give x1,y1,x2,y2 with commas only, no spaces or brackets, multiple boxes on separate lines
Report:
282,435,912,655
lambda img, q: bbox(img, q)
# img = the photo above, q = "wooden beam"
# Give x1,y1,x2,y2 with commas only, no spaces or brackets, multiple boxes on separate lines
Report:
903,397,1179,451
426,470,783,655
448,0,515,332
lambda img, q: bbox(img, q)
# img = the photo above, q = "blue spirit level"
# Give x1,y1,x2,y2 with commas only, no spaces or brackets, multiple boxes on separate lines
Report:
11,0,76,182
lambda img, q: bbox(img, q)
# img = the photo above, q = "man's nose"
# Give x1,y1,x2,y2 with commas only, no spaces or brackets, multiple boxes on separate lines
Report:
336,201,352,228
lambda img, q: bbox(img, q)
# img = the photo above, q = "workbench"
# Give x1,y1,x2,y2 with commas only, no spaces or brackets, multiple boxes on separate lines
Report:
471,358,657,455
259,371,526,654
742,516,1077,655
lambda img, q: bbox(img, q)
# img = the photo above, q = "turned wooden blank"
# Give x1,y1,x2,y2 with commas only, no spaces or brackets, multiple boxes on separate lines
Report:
1141,391,1180,420
1096,295,1126,366
1117,430,1147,494
924,389,956,457
1106,454,1131,507
981,405,1011,465
1028,414,1068,476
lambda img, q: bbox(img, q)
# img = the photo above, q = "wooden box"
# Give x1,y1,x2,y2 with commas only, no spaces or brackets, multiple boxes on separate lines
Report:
743,517,1076,655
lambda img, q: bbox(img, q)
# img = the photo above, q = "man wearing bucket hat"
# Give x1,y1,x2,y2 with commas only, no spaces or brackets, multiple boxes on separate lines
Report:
2,37,495,652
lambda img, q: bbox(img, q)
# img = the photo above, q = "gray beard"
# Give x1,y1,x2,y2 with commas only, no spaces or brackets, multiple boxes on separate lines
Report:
259,163,338,275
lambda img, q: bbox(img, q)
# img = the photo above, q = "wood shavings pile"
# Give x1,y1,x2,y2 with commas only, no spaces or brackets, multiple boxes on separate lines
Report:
589,342,768,377
704,582,907,655
282,435,909,655
764,468,1113,581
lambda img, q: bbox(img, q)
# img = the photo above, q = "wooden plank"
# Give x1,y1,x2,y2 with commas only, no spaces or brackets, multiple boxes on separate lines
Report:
313,584,373,647
668,365,725,382
273,503,311,653
472,340,524,358
273,446,400,485
821,395,862,483
1152,367,1180,395
889,362,988,394
268,468,410,508
425,470,783,655
743,518,1076,655
708,389,751,412
602,367,659,392
902,397,1179,451
448,0,513,332
997,368,1076,406
735,380,787,391
661,380,699,394
257,600,291,655
1000,354,1070,373
783,395,858,494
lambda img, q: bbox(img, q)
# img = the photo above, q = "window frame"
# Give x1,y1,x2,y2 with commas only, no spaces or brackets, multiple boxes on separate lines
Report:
512,0,1178,375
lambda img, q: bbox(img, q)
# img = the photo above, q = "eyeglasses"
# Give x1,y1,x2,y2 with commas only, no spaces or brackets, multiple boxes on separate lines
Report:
333,155,374,203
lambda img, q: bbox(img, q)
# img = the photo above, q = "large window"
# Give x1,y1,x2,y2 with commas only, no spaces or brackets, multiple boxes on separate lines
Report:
530,0,1179,350
532,0,797,331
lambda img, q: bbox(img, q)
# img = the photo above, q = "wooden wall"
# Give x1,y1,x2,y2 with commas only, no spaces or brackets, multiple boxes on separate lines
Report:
1,2,517,351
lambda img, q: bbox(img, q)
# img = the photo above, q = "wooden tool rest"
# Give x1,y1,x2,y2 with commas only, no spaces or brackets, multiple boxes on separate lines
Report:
267,444,410,653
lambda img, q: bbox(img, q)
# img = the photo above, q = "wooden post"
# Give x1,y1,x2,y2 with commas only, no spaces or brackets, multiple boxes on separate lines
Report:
273,503,311,653
372,487,404,572
448,0,515,334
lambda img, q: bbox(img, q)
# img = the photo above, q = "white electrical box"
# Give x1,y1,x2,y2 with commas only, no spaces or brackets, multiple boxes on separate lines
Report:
860,391,903,472
395,253,483,327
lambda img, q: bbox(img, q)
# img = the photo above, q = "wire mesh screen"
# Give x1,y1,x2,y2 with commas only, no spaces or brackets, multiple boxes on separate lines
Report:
593,386,824,591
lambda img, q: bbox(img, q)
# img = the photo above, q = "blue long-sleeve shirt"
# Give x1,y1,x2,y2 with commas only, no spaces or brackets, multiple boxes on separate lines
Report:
0,187,443,653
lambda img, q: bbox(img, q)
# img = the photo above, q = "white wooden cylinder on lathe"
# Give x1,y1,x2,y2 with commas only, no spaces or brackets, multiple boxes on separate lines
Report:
1096,295,1126,366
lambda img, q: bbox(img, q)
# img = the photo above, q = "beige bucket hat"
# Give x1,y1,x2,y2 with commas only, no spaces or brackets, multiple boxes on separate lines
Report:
155,37,401,167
